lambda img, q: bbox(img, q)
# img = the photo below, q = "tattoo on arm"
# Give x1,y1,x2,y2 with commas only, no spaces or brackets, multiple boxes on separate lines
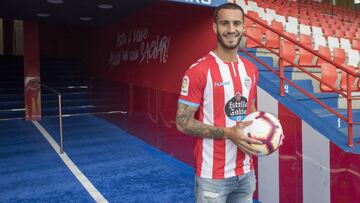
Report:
176,103,225,139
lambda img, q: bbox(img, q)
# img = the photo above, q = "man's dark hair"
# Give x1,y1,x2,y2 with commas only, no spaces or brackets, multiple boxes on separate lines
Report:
214,3,245,23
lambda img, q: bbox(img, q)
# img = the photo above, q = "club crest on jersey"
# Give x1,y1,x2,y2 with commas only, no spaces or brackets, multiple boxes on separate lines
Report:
224,92,248,121
244,76,252,90
181,76,189,96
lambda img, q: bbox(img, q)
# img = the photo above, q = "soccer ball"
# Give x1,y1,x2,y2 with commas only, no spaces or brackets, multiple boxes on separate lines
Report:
242,111,284,156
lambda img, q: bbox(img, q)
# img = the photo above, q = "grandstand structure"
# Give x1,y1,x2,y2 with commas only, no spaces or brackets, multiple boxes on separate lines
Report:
241,0,359,80
1,0,360,202
239,0,360,145
235,0,360,202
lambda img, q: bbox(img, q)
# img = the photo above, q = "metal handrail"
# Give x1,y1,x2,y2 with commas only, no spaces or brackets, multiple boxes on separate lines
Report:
243,13,359,147
239,47,347,121
246,14,360,77
244,34,349,98
31,79,64,154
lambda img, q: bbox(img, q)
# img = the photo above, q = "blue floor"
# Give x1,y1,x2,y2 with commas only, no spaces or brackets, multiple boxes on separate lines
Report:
39,115,195,202
0,115,265,202
1,115,195,202
0,119,93,202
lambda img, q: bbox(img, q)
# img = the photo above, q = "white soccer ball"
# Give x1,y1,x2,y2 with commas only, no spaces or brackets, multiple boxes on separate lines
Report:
242,111,284,156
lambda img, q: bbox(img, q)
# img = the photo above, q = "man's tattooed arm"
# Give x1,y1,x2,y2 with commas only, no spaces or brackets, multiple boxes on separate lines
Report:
176,103,225,139
176,102,262,155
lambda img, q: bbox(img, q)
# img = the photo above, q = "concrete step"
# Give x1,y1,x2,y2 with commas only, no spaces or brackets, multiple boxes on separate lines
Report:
0,108,24,119
338,92,360,109
292,92,339,109
339,125,360,142
313,108,360,130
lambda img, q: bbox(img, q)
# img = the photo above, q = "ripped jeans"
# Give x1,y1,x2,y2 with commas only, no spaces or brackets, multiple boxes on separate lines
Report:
195,171,256,203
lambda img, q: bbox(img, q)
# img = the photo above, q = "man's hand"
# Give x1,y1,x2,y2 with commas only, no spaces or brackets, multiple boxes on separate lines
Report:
177,102,262,156
226,121,262,156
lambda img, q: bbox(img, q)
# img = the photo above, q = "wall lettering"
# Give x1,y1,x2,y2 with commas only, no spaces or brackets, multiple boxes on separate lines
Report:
109,27,170,67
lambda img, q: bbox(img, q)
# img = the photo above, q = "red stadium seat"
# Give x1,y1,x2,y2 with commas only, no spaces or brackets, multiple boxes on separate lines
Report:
323,15,331,22
272,21,283,32
340,65,357,91
245,11,259,29
335,30,344,38
308,10,318,20
300,33,312,46
309,13,319,23
317,46,331,65
245,28,263,48
356,32,360,40
298,34,314,66
256,19,269,34
310,21,320,27
349,26,357,34
299,18,310,25
280,41,296,67
247,10,260,21
320,17,328,25
299,10,308,17
265,21,283,49
345,31,354,41
323,28,334,37
265,30,280,49
320,63,338,92
333,48,346,65
245,18,255,29
331,22,341,31
283,32,296,45
341,22,349,29
353,39,360,51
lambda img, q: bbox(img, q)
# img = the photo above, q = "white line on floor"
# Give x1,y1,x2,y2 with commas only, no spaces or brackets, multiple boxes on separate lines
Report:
32,121,108,203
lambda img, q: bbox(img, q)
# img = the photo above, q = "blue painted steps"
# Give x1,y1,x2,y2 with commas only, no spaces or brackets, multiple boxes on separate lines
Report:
239,51,274,70
0,55,127,119
0,109,24,119
0,101,24,110
0,87,24,94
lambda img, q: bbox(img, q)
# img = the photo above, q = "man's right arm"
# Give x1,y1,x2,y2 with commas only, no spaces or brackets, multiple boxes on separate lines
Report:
176,102,261,155
176,102,225,139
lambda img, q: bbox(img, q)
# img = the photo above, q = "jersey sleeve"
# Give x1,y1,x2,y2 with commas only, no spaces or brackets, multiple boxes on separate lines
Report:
178,66,207,108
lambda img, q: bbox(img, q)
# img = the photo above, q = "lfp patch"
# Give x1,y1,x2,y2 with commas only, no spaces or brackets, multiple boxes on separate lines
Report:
181,75,189,96
244,76,252,90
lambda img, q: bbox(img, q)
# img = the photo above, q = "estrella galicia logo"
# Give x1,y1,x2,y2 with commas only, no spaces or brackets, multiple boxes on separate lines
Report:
224,92,248,121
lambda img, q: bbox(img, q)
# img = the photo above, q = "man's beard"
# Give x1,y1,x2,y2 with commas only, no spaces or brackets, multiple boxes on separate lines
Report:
217,31,242,50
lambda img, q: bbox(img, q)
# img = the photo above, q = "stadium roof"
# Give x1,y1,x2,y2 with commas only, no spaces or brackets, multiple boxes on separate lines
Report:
0,0,155,26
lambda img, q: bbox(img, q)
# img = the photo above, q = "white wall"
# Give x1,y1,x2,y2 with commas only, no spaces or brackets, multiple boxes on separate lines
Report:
257,87,280,203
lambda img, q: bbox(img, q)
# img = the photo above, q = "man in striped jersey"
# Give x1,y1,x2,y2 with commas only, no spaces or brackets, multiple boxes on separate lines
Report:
176,3,261,203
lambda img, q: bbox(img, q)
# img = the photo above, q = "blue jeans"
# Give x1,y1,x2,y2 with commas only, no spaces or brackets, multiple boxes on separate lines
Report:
195,171,256,203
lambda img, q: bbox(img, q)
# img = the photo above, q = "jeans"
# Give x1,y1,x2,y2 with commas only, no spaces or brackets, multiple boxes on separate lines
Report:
195,171,256,203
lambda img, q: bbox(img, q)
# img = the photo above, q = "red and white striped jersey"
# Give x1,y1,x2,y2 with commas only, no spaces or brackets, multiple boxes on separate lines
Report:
178,51,258,179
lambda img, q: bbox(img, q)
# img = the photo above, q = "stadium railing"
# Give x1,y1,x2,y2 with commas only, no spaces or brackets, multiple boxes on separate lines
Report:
31,79,64,154
241,13,360,147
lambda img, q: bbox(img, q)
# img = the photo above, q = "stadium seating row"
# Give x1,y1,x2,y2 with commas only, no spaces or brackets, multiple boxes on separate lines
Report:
239,0,360,92
245,27,360,66
250,0,359,25
238,0,360,41
320,63,359,92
